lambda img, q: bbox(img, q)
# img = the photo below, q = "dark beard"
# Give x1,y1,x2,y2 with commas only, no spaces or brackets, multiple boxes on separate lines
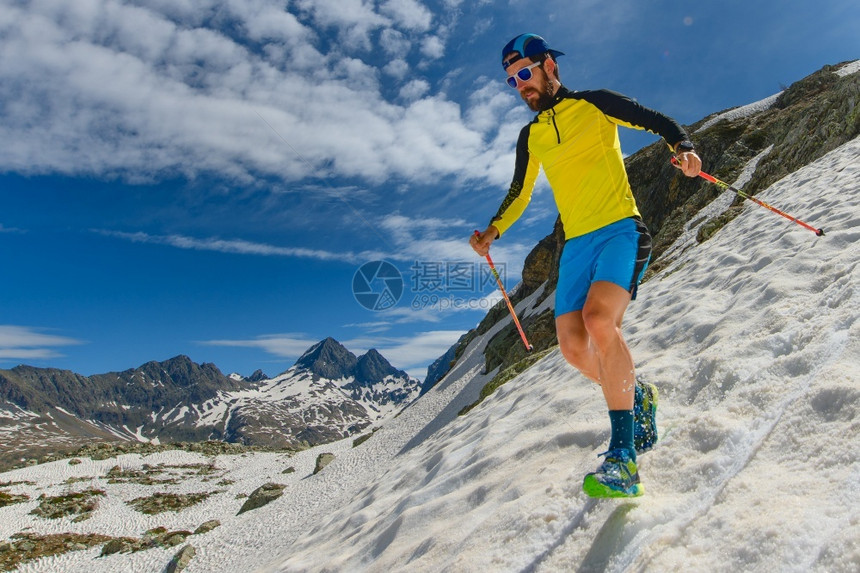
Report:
522,78,556,112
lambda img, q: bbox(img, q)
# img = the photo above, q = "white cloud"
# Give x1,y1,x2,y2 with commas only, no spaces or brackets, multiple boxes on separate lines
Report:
93,229,384,263
382,58,410,79
0,326,85,361
332,57,381,91
0,0,658,201
200,333,319,359
466,80,519,134
472,14,493,37
398,78,430,100
380,0,433,32
419,35,445,59
379,29,411,57
94,207,533,289
294,0,390,51
379,213,469,237
230,0,314,44
377,96,486,181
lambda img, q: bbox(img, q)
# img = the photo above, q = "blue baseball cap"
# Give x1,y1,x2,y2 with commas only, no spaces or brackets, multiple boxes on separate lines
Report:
502,33,565,69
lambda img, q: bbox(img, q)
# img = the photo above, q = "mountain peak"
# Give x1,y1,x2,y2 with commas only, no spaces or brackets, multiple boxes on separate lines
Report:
245,369,269,382
291,340,412,387
355,349,406,386
294,338,358,380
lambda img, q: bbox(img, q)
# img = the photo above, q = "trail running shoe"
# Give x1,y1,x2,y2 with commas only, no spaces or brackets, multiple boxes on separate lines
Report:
582,448,644,498
634,380,658,453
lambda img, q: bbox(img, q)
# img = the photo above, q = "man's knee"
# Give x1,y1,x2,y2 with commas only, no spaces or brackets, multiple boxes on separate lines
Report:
580,281,630,347
558,332,589,368
581,308,621,349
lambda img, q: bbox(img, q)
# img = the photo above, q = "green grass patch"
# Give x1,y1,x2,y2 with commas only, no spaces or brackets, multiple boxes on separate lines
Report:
29,488,105,522
127,491,214,515
0,490,29,508
459,347,555,416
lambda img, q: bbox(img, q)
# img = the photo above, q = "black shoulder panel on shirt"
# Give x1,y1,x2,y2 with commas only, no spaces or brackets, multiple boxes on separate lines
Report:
563,88,688,146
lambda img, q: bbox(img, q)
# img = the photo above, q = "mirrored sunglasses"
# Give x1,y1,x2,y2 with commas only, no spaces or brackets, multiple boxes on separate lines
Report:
505,61,542,88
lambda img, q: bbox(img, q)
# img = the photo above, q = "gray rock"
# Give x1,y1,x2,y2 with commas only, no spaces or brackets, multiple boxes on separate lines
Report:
165,544,196,573
193,519,221,535
237,483,286,515
313,453,335,475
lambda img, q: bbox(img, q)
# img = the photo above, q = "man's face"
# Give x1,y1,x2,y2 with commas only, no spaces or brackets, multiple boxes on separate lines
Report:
504,56,555,112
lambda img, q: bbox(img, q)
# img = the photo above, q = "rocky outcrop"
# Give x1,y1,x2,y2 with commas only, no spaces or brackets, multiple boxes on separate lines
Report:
313,453,335,475
354,349,406,386
422,333,468,391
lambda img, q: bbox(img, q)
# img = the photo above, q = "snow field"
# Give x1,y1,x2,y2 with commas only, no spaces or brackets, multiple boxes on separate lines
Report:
1,138,857,572
269,139,859,572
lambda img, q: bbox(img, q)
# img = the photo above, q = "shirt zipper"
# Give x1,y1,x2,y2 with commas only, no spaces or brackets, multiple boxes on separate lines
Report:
544,108,561,144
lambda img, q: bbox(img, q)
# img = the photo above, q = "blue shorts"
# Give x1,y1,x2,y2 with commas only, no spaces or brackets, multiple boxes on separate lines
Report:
555,217,652,317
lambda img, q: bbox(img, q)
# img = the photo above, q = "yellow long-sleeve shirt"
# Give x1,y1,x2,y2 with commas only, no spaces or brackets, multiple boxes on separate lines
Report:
492,87,690,240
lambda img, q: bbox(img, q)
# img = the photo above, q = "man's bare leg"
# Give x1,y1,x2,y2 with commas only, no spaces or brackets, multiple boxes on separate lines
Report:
556,281,636,408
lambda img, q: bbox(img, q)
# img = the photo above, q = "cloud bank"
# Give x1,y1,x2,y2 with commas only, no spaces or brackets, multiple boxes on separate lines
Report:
0,326,85,361
0,0,516,188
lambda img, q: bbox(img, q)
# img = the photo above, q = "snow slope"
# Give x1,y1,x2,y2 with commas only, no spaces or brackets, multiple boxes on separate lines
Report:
264,140,859,572
1,138,858,572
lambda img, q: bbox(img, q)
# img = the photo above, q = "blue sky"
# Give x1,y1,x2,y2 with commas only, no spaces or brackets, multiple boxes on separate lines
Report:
1,0,857,379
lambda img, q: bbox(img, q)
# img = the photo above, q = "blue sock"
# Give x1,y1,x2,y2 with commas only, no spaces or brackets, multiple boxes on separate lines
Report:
608,410,636,461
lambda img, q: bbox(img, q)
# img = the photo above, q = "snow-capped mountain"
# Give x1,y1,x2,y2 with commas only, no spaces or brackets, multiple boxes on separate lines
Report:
291,337,422,421
0,339,421,468
214,338,422,448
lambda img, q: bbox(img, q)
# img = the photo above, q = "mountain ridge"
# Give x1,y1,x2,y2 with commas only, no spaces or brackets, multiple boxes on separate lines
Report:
0,339,420,471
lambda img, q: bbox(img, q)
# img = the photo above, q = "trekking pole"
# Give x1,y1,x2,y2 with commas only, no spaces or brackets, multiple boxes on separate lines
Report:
671,157,824,236
474,231,534,352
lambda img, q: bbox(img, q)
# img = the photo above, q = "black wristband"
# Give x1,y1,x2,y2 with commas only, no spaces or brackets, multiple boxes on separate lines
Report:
676,140,695,153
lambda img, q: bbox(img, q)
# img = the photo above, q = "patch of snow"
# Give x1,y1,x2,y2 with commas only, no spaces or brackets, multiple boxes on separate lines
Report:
834,59,860,77
696,92,782,133
164,405,189,423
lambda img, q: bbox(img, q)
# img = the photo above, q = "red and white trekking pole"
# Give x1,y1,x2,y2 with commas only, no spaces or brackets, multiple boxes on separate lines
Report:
671,157,824,236
474,231,534,352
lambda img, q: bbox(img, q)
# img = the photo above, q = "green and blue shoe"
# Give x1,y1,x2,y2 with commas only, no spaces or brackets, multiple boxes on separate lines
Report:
634,380,658,453
582,448,644,498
